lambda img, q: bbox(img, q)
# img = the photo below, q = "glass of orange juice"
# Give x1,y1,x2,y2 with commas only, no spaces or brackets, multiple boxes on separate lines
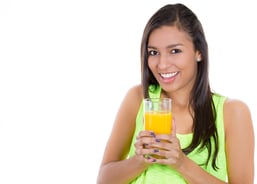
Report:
144,98,172,134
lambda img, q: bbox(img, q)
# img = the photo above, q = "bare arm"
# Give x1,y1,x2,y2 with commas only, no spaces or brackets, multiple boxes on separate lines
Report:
97,157,148,184
97,85,148,184
224,99,254,183
177,99,254,183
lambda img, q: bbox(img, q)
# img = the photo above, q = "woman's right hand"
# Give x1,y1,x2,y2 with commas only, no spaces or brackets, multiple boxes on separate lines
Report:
134,130,158,163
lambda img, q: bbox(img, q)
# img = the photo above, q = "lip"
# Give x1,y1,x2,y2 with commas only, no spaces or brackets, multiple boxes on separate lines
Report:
159,71,179,83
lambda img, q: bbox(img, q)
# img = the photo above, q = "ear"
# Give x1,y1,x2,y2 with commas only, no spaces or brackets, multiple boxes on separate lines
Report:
195,51,202,62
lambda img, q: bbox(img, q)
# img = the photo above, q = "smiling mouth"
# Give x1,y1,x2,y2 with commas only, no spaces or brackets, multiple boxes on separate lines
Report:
160,72,178,79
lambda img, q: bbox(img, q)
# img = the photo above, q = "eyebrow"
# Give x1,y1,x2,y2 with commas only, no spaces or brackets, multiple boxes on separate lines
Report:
147,43,183,49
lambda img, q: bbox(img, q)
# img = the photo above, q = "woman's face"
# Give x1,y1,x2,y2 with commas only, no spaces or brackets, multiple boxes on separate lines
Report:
147,25,201,95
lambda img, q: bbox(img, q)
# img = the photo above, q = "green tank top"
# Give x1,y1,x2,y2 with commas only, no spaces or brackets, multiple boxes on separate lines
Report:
128,85,227,183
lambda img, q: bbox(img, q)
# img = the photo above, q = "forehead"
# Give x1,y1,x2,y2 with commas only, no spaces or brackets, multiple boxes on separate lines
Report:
148,25,193,47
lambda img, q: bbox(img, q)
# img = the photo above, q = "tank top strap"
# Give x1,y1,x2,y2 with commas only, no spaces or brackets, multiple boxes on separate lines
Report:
148,85,161,98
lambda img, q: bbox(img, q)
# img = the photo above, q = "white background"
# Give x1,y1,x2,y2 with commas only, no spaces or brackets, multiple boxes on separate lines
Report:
0,0,256,183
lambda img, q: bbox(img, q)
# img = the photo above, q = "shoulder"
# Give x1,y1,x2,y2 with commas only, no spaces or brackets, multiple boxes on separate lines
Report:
222,98,254,182
118,84,143,116
223,98,252,134
224,98,251,116
126,84,143,100
123,84,144,105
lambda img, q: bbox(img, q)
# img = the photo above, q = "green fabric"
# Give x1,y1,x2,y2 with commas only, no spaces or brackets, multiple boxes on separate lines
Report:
128,85,227,183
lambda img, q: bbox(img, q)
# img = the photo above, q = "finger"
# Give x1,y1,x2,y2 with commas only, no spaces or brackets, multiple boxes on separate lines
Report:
135,145,156,156
135,135,157,149
137,130,156,138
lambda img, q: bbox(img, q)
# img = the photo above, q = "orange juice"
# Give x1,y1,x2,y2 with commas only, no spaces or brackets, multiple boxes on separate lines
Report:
144,111,172,134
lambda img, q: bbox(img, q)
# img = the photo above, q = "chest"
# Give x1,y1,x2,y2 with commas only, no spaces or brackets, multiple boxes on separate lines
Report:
172,111,193,134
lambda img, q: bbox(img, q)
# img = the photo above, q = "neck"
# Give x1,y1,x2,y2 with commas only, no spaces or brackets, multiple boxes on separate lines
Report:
161,90,191,113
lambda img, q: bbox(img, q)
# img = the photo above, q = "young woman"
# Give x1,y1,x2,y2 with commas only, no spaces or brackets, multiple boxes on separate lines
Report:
97,4,254,184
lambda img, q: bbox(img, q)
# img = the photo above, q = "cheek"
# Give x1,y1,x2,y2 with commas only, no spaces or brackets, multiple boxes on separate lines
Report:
147,58,157,71
177,56,197,70
148,62,153,71
182,61,198,79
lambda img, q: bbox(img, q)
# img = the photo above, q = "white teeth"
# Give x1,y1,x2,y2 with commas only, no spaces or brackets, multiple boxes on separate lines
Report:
160,72,178,78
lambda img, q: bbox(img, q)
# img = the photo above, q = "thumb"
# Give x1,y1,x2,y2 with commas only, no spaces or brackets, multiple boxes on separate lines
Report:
171,117,176,136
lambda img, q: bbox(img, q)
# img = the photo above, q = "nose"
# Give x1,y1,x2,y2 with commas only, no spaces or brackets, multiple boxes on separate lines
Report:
158,54,171,70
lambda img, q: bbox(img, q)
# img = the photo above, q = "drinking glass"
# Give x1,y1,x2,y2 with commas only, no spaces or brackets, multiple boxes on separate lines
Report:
144,98,172,134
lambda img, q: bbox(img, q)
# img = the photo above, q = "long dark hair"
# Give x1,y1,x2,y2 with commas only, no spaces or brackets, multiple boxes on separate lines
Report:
140,4,218,170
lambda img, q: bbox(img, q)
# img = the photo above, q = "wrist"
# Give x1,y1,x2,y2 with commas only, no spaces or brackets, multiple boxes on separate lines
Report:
175,153,189,174
133,155,150,170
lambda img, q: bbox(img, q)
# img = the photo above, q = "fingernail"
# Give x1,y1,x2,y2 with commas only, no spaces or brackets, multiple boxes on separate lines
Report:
150,132,155,137
153,149,159,153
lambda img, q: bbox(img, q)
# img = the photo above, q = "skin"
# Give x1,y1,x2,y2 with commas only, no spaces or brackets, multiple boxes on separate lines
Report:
97,26,254,184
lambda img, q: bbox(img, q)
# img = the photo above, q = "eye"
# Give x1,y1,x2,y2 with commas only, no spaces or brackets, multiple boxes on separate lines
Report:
148,50,159,56
170,49,181,54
